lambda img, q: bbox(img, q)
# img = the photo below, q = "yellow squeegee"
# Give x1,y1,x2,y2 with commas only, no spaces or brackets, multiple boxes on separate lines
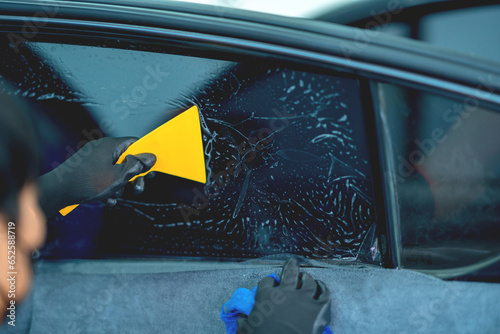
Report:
59,105,206,216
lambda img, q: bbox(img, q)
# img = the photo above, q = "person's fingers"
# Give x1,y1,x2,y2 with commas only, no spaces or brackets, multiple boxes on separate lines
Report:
113,186,125,199
116,155,146,181
299,272,317,296
280,257,300,289
117,154,157,181
133,153,157,171
257,276,277,290
314,280,330,303
109,137,138,163
236,314,248,332
133,176,146,194
105,197,117,207
146,171,156,179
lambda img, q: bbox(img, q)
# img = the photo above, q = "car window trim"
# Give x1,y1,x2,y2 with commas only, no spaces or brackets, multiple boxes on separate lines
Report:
1,14,500,114
1,1,500,108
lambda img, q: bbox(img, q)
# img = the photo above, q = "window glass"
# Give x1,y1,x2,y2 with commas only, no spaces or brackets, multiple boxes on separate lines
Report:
369,5,500,66
0,37,379,262
374,82,500,270
27,42,234,137
419,5,500,65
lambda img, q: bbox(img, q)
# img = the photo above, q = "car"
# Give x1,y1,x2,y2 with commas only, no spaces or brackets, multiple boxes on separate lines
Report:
0,0,499,333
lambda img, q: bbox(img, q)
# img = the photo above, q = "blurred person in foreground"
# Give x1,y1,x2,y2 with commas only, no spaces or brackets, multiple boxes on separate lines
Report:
0,89,156,321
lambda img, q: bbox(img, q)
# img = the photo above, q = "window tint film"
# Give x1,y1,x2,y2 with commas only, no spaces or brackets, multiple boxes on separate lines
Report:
0,37,379,262
374,82,500,270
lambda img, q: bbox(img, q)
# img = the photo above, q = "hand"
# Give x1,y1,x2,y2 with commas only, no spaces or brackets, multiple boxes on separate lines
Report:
237,257,331,334
38,137,156,216
131,171,156,195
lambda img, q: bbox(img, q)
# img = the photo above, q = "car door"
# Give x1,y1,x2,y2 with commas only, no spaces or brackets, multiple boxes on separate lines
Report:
1,1,500,333
0,0,385,265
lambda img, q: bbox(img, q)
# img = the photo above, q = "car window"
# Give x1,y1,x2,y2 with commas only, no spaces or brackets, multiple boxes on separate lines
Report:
371,5,500,66
0,36,380,263
418,5,500,65
373,81,500,270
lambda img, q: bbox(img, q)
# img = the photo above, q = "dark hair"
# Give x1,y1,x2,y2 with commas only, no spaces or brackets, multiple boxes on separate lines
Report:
0,88,40,219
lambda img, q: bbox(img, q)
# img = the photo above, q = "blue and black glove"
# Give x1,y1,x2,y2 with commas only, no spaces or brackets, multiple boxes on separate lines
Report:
236,258,331,334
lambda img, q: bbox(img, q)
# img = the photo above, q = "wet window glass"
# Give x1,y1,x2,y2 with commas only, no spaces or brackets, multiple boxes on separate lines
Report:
0,37,379,262
374,82,500,270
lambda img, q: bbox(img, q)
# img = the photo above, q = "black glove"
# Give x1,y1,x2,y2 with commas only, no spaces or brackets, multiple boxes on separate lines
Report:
237,257,331,334
38,137,156,217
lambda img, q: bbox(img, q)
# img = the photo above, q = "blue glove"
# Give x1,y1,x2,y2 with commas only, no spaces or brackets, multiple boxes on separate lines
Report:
221,271,333,334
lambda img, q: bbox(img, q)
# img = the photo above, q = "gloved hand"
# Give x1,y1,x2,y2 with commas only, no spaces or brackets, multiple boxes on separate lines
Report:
38,137,156,217
237,257,331,334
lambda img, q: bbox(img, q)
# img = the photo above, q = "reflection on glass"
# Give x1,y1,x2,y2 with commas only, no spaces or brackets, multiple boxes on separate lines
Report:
375,83,500,270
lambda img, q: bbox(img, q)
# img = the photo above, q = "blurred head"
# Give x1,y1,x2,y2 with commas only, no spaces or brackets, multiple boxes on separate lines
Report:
0,89,46,319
